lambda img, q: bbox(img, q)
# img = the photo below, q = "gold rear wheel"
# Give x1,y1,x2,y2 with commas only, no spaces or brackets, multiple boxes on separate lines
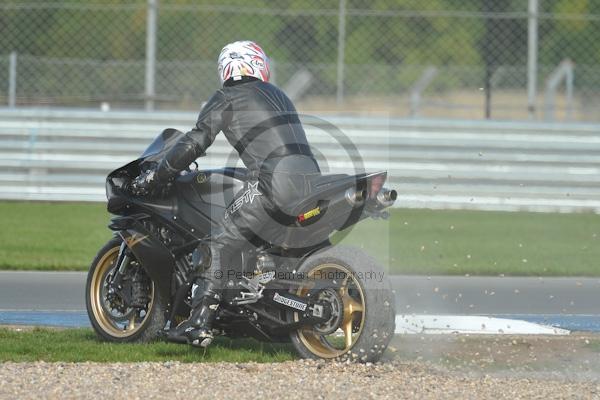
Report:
289,246,395,362
294,263,366,359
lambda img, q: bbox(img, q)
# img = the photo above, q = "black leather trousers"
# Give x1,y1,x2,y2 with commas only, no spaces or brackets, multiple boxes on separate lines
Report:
201,155,320,295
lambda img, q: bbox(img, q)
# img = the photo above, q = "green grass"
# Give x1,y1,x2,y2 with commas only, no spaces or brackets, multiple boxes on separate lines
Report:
0,201,599,276
336,208,600,276
0,328,295,363
0,202,112,271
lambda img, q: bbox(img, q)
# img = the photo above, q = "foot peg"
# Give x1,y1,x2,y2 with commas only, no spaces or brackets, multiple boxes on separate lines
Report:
231,271,275,305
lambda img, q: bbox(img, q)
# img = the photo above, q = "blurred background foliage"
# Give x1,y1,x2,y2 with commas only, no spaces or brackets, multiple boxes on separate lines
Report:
2,0,599,65
1,0,599,117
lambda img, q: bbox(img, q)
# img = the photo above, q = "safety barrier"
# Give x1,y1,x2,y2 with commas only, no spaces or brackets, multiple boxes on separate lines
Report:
0,108,599,212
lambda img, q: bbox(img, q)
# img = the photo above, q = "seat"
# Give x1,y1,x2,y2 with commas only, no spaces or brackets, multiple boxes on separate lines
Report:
289,173,362,217
309,174,349,188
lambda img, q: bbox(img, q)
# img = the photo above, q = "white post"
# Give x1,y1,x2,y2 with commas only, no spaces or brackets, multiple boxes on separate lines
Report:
145,0,158,111
527,0,539,119
8,52,17,108
410,66,437,117
544,59,574,121
565,62,574,120
336,0,346,106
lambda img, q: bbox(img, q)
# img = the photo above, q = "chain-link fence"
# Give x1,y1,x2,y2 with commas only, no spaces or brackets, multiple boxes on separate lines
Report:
1,0,600,122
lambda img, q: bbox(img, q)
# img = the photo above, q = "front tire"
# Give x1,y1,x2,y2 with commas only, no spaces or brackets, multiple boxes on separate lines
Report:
289,246,396,362
86,237,167,342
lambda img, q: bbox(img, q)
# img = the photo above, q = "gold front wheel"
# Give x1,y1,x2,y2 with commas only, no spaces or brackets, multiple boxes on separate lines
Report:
86,238,165,342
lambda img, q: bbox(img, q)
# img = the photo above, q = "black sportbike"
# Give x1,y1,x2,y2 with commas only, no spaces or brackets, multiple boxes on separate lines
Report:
86,128,397,362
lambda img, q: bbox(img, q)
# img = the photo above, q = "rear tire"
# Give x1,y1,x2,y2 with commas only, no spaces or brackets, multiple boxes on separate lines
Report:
289,246,395,362
86,237,167,343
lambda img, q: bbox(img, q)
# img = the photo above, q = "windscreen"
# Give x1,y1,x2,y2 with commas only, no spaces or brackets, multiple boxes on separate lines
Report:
140,128,185,162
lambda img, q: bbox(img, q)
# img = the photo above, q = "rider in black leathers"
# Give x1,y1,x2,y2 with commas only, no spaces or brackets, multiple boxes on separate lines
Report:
131,41,320,347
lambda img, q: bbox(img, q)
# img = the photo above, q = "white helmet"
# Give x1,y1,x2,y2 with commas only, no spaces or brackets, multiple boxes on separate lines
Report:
217,41,271,85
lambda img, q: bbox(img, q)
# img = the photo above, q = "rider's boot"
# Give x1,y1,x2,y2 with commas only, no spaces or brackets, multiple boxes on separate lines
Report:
168,243,224,347
167,282,220,347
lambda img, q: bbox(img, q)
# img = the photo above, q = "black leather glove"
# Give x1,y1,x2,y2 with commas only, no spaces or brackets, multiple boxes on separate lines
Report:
130,167,171,197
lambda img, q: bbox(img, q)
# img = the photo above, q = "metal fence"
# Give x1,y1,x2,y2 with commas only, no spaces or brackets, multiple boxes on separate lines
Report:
2,1,600,122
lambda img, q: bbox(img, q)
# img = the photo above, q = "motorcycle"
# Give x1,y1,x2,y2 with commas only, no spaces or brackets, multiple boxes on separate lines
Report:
86,128,397,362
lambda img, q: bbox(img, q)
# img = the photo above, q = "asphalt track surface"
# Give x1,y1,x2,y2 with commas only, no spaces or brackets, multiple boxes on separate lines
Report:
1,271,599,330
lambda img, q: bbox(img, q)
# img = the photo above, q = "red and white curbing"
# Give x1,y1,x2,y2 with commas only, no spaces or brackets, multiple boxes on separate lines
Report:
395,314,570,335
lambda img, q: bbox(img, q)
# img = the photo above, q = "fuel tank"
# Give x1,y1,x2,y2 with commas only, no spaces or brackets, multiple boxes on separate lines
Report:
175,168,247,234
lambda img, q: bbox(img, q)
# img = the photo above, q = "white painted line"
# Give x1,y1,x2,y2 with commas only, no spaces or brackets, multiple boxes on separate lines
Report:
395,314,570,335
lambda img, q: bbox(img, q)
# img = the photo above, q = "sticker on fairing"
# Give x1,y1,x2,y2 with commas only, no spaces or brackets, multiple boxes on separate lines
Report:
297,207,320,222
273,292,307,311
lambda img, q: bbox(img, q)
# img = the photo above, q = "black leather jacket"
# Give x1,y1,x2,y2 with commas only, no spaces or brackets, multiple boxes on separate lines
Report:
156,79,319,183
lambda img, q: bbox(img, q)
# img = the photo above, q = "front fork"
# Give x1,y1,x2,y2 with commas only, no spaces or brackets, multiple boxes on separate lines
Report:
109,240,131,292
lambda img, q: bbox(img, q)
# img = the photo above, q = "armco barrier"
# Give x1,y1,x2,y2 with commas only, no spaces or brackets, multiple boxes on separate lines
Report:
0,108,599,212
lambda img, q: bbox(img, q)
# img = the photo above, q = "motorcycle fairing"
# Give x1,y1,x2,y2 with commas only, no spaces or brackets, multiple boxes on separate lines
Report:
118,226,175,300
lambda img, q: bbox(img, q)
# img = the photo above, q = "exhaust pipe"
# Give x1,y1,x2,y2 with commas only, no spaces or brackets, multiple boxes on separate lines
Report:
345,188,367,207
376,188,397,208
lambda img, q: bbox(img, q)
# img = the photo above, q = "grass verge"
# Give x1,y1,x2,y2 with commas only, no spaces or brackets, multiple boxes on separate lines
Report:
0,202,111,271
337,208,600,276
0,201,599,276
0,327,295,363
